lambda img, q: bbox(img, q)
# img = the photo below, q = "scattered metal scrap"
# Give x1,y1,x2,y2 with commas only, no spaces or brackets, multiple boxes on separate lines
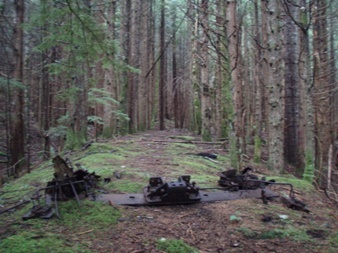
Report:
95,174,280,206
22,156,100,220
280,196,310,213
21,155,308,218
217,167,309,212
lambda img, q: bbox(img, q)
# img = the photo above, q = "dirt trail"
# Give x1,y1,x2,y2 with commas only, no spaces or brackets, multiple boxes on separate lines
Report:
90,129,338,253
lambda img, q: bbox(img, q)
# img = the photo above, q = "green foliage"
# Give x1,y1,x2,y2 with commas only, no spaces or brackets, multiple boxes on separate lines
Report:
229,132,239,169
47,125,68,138
88,88,119,108
0,77,25,89
253,134,262,163
229,215,242,222
157,239,199,253
65,128,87,150
102,126,115,138
303,150,315,183
87,115,104,125
202,130,212,142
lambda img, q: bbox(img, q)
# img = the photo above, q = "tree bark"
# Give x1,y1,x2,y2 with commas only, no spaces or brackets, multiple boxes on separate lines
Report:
283,0,305,172
312,0,333,184
200,0,214,141
227,0,243,163
159,0,166,130
266,0,284,171
9,0,25,174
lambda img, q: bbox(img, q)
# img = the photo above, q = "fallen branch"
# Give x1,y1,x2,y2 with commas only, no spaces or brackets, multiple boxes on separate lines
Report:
153,140,224,145
77,229,94,235
0,200,30,215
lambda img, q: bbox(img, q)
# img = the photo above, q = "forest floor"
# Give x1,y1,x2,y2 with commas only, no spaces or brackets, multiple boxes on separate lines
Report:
1,129,338,253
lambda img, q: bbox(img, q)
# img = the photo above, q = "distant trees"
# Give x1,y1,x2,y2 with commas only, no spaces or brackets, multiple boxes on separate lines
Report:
0,0,337,185
0,0,26,175
312,0,335,183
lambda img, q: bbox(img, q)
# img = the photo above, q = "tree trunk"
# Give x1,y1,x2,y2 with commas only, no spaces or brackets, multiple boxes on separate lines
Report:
227,0,242,164
266,0,284,171
283,0,305,172
312,0,333,185
139,0,148,131
102,0,119,138
253,0,262,162
159,0,166,130
127,0,138,133
9,0,25,175
200,0,214,141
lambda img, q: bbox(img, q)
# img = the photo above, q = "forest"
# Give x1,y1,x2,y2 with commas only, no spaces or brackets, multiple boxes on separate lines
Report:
0,0,337,188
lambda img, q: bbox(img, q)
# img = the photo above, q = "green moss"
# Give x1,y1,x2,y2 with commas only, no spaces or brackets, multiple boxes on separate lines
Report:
0,165,53,203
266,176,314,192
0,232,91,253
157,238,199,253
107,180,146,193
328,232,338,247
259,226,311,241
51,200,120,230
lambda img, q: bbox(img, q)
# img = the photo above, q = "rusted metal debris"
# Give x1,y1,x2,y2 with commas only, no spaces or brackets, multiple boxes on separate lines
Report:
217,167,309,211
95,175,280,206
217,167,275,191
22,158,308,218
23,156,100,220
280,196,310,213
144,175,201,204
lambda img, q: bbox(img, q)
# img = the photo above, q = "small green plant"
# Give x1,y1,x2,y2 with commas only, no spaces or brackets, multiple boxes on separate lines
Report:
259,226,311,241
229,215,242,222
237,227,257,238
157,238,199,253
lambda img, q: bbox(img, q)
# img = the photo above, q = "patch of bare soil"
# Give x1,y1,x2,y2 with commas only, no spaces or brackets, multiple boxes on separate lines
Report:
84,129,338,253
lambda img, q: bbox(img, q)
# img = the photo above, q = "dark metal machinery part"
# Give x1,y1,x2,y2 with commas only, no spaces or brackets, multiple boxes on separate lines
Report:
95,175,280,206
217,169,295,197
22,179,90,220
143,175,201,204
95,188,279,206
22,171,98,220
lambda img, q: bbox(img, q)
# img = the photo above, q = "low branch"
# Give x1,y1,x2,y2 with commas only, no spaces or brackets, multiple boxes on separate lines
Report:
153,140,224,145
